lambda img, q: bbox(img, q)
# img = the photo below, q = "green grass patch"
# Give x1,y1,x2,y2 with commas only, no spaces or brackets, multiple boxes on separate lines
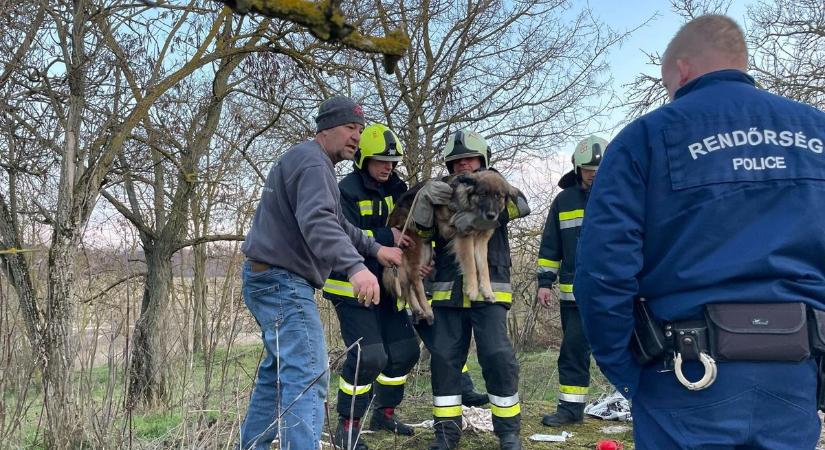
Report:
328,348,634,449
131,412,183,440
8,342,634,449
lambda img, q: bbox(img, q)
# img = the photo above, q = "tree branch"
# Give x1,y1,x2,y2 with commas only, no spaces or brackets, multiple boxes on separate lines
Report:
82,272,147,304
176,234,245,252
212,0,409,72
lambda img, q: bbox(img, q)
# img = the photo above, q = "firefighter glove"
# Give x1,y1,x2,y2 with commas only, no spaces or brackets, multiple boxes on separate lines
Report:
412,181,452,228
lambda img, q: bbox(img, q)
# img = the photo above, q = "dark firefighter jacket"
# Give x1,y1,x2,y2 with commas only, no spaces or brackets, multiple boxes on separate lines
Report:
537,180,589,302
322,169,408,307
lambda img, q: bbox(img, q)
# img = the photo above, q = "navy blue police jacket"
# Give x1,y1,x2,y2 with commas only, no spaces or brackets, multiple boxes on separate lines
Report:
574,69,825,398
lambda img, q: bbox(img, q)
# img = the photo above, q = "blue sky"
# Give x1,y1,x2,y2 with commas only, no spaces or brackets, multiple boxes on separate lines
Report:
587,0,754,138
517,1,758,184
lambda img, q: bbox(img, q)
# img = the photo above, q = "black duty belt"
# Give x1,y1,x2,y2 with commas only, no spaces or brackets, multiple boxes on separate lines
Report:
632,300,816,391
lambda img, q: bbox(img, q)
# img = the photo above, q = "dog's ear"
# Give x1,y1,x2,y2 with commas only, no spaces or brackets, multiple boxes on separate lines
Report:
506,185,520,203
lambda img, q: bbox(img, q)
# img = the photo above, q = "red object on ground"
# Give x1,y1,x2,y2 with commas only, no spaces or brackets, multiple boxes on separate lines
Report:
595,439,624,450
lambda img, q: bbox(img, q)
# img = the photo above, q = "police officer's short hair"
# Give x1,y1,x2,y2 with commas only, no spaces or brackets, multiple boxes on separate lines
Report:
664,15,747,67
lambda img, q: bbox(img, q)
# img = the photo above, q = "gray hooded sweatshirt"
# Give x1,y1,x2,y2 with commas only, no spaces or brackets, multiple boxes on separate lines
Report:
242,139,379,288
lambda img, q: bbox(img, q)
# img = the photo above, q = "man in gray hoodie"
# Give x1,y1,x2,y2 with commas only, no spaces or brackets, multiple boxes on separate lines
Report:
239,96,403,450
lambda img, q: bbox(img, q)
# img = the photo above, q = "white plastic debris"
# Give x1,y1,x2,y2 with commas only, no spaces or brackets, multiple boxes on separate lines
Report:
528,431,573,442
600,425,632,434
405,406,494,433
584,391,632,421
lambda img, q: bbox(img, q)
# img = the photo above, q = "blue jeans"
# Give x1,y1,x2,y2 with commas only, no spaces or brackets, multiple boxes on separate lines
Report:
240,262,329,450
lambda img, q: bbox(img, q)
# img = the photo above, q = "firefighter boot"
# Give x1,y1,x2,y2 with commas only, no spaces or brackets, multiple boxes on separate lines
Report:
369,407,415,435
541,401,584,427
333,416,369,450
428,419,461,450
460,371,489,407
497,432,522,450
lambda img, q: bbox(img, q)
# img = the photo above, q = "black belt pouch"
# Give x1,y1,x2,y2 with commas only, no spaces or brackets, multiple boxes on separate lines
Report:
630,298,667,365
807,308,825,411
808,308,825,355
705,302,810,362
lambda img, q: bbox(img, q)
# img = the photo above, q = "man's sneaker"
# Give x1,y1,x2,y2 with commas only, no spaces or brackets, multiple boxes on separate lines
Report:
498,432,522,450
461,390,489,407
369,407,414,435
333,417,369,450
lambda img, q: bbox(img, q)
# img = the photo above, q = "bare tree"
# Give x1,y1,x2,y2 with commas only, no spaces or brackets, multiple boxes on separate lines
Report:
340,0,629,182
622,0,731,120
0,0,413,442
748,0,825,108
97,8,280,406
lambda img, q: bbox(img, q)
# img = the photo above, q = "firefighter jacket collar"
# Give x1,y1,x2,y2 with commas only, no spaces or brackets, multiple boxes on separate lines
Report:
355,167,405,195
674,69,755,100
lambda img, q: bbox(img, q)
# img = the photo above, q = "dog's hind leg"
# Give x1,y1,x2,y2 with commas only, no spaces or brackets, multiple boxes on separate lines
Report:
454,236,479,301
415,243,434,324
475,230,496,302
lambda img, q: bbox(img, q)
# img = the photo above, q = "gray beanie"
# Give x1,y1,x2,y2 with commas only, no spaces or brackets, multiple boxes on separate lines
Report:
315,96,366,132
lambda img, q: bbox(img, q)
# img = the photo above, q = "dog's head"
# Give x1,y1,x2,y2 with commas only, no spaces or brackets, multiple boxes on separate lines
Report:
452,170,518,222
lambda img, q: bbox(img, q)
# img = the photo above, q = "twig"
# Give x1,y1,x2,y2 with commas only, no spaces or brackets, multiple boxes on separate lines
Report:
246,337,365,449
347,342,362,449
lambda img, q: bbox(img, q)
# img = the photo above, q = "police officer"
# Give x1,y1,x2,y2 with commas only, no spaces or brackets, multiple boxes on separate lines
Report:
323,124,420,450
536,135,607,426
575,15,825,449
413,129,531,450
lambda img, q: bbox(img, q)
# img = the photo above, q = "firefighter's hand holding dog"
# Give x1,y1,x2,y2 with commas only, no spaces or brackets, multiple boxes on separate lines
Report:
350,269,381,306
391,227,415,249
421,180,453,204
377,245,403,268
412,181,453,228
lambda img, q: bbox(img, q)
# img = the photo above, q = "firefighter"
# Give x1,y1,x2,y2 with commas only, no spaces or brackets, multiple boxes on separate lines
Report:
412,129,531,450
576,15,825,449
323,123,420,450
536,135,608,426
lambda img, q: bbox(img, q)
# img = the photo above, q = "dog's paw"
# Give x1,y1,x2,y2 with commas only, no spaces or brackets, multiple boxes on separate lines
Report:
424,311,434,325
480,289,495,302
465,287,480,302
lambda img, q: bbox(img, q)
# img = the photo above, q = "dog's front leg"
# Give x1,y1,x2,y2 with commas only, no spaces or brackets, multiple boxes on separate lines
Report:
475,230,496,302
455,235,479,301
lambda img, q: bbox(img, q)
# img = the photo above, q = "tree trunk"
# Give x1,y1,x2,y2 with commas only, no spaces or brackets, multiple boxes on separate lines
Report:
42,232,83,447
190,192,208,355
192,241,208,355
127,246,172,407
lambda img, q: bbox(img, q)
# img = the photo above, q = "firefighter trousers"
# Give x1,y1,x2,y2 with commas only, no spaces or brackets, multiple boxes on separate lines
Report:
429,303,520,434
416,320,480,394
556,302,591,413
334,300,420,418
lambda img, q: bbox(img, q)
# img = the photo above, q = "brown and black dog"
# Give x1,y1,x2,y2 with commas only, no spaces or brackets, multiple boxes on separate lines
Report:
385,170,518,324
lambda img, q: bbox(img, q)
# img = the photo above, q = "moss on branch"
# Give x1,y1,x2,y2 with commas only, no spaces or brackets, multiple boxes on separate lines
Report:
216,0,409,72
